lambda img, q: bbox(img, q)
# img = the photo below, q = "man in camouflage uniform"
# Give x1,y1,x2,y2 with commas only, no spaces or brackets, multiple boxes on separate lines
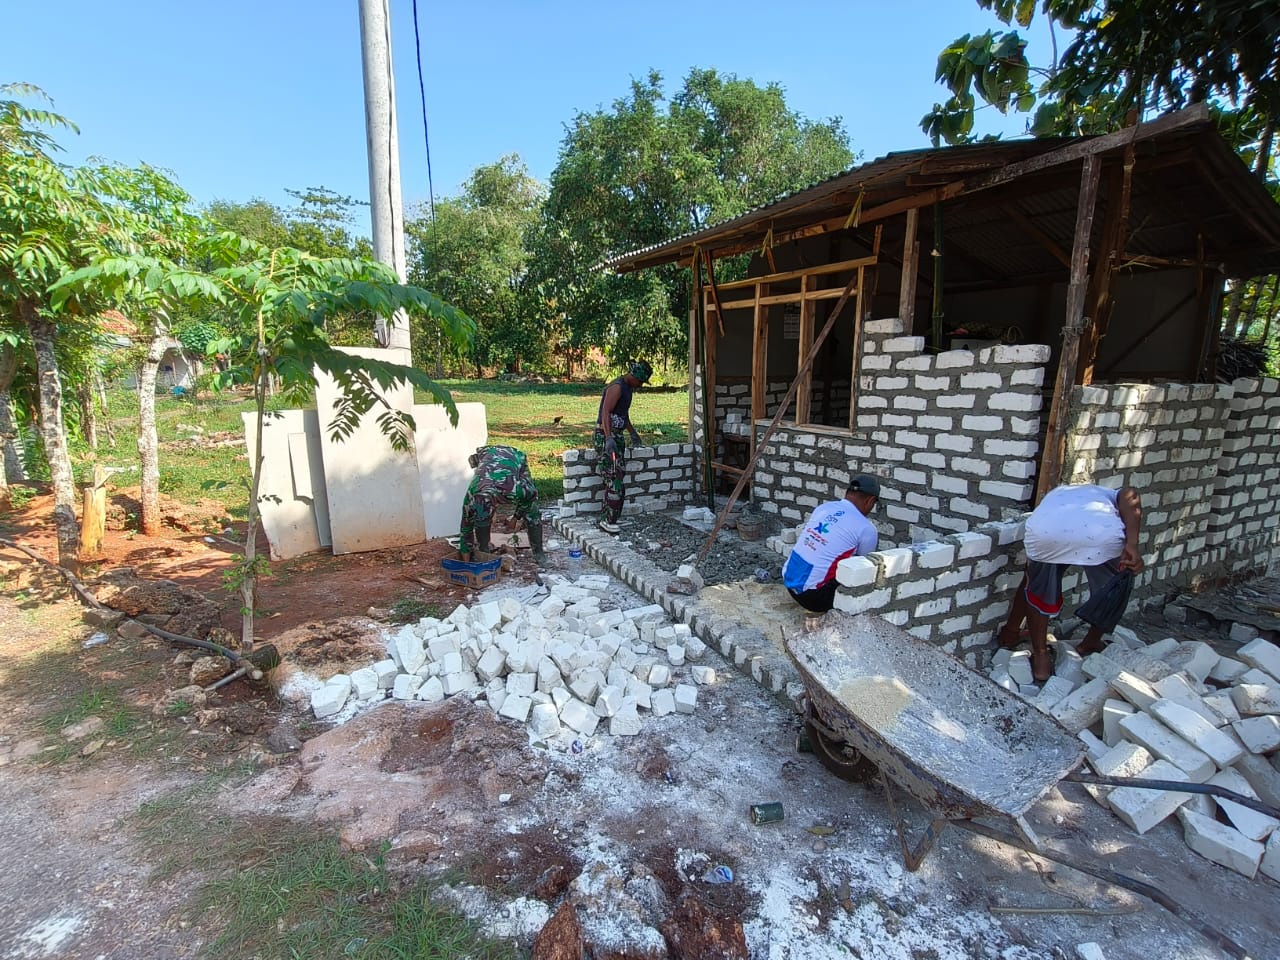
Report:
594,359,652,534
459,444,543,561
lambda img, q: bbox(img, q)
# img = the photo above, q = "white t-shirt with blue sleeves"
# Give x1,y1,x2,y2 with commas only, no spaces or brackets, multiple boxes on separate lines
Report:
783,499,879,593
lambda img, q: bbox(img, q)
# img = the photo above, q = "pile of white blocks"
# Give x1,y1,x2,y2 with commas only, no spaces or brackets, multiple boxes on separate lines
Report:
989,631,1280,880
310,573,711,741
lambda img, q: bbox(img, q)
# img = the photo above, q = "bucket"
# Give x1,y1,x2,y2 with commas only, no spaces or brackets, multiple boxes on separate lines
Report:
737,515,764,541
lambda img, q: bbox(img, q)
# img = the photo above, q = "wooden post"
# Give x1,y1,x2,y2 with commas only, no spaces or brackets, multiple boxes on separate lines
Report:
931,203,945,349
796,274,815,425
1037,155,1102,504
1078,145,1135,384
899,207,919,330
704,277,719,501
695,268,863,564
751,281,770,458
849,266,867,431
79,465,107,557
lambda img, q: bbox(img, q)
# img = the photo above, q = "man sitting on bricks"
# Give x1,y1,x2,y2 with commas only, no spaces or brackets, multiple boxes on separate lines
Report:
459,444,544,562
996,482,1144,682
783,474,881,614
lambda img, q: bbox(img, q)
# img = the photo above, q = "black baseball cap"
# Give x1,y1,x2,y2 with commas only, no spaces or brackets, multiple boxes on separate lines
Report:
848,474,881,497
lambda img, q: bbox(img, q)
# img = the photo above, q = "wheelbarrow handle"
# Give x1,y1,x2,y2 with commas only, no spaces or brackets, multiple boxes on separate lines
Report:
1064,771,1280,820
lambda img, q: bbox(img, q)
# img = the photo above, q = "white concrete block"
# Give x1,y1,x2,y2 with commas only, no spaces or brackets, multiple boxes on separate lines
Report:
1239,637,1280,680
1034,675,1077,711
537,656,562,693
667,644,686,666
609,702,643,736
1168,696,1228,728
529,702,561,739
1209,656,1249,684
1153,674,1198,702
1177,808,1264,878
1262,831,1280,882
836,555,878,588
372,659,399,690
441,670,479,696
1050,678,1112,733
439,650,463,676
1241,667,1280,688
506,671,537,697
1149,699,1245,768
395,631,427,674
1055,647,1085,687
1142,637,1180,660
1108,626,1143,650
1234,752,1280,809
1209,767,1280,841
560,697,599,735
392,673,423,701
1103,699,1136,747
499,694,532,722
622,603,665,621
349,667,379,701
685,636,707,660
427,634,461,663
652,688,676,717
1075,943,1106,960
539,594,566,618
594,684,625,717
1230,683,1280,717
1078,729,1108,761
1108,671,1159,711
1007,650,1034,687
1203,691,1242,725
485,684,506,714
551,685,572,711
472,601,502,630
1107,759,1192,833
1166,641,1220,683
1081,652,1122,682
416,675,445,703
625,676,653,709
476,646,507,682
649,663,672,687
674,684,698,714
1233,715,1280,754
691,665,716,685
311,675,352,718
569,671,602,704
1088,740,1152,802
1118,712,1215,781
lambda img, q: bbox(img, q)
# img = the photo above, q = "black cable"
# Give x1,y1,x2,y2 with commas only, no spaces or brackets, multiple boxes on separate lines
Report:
410,0,442,373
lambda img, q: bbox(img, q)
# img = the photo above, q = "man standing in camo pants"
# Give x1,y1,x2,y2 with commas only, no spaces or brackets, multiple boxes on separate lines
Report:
593,360,652,533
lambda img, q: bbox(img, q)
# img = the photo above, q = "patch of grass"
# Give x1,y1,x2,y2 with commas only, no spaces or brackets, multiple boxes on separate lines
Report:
42,688,110,732
386,597,443,625
134,781,518,960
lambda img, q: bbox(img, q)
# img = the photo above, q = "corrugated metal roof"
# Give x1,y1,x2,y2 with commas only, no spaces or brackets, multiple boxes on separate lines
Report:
602,106,1280,280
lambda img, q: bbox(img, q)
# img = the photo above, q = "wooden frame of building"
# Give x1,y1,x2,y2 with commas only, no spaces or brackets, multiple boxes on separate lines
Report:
606,106,1280,502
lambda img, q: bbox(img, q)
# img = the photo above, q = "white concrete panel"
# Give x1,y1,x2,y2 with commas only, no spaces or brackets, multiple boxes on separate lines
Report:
314,347,425,554
242,409,330,560
413,402,487,537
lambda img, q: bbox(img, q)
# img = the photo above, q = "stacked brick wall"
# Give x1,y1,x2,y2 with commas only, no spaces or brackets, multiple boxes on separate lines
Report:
1209,378,1280,577
1060,381,1231,599
691,375,852,465
855,318,1048,539
561,444,696,517
826,519,1029,665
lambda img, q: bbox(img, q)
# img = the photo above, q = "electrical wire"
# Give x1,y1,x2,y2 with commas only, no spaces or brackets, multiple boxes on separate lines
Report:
410,0,443,373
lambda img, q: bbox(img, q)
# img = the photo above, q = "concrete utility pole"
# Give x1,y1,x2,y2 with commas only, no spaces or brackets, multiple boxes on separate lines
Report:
358,0,411,352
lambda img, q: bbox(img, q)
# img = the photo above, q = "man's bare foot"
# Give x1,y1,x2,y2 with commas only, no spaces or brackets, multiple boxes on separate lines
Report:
1031,646,1053,683
1076,637,1107,656
996,627,1028,650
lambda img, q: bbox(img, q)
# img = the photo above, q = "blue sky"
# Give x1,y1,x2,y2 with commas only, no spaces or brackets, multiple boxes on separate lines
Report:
8,1,1058,228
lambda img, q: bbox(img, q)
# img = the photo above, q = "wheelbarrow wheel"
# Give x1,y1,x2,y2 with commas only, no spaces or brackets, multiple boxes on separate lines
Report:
805,719,878,784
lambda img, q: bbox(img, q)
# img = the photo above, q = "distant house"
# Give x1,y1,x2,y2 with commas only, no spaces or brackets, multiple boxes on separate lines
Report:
99,311,201,391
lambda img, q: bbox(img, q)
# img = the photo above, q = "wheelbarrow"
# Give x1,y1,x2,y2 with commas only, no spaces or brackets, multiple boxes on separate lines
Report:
785,612,1277,960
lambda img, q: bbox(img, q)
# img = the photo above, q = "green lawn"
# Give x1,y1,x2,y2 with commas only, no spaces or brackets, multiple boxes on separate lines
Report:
80,379,689,520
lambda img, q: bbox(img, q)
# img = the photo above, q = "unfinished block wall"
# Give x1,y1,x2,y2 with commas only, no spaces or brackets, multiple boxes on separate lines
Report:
1061,376,1280,596
745,318,1049,542
691,375,852,464
561,444,696,517
1209,377,1280,576
825,519,1029,665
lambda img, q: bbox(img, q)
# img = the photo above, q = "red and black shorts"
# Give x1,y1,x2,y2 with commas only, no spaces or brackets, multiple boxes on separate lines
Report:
1025,557,1129,631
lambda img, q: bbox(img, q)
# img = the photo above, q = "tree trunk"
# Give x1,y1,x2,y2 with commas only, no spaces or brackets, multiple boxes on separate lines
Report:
0,340,24,500
239,352,271,653
78,378,98,451
138,330,167,535
22,298,79,569
1223,280,1245,339
95,367,116,447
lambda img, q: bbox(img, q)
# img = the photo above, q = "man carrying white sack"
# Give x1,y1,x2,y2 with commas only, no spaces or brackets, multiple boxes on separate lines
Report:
996,483,1144,682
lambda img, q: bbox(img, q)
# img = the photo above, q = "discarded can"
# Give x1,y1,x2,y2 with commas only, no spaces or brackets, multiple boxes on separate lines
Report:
702,865,733,884
749,802,785,825
570,739,584,754
754,567,771,583
795,730,813,753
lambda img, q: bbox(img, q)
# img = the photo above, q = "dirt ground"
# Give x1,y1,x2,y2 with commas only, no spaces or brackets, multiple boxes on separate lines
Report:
1,491,1278,960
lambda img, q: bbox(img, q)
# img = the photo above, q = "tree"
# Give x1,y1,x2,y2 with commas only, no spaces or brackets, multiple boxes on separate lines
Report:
922,1,1280,160
0,84,118,567
58,234,474,649
532,68,855,366
407,155,545,375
